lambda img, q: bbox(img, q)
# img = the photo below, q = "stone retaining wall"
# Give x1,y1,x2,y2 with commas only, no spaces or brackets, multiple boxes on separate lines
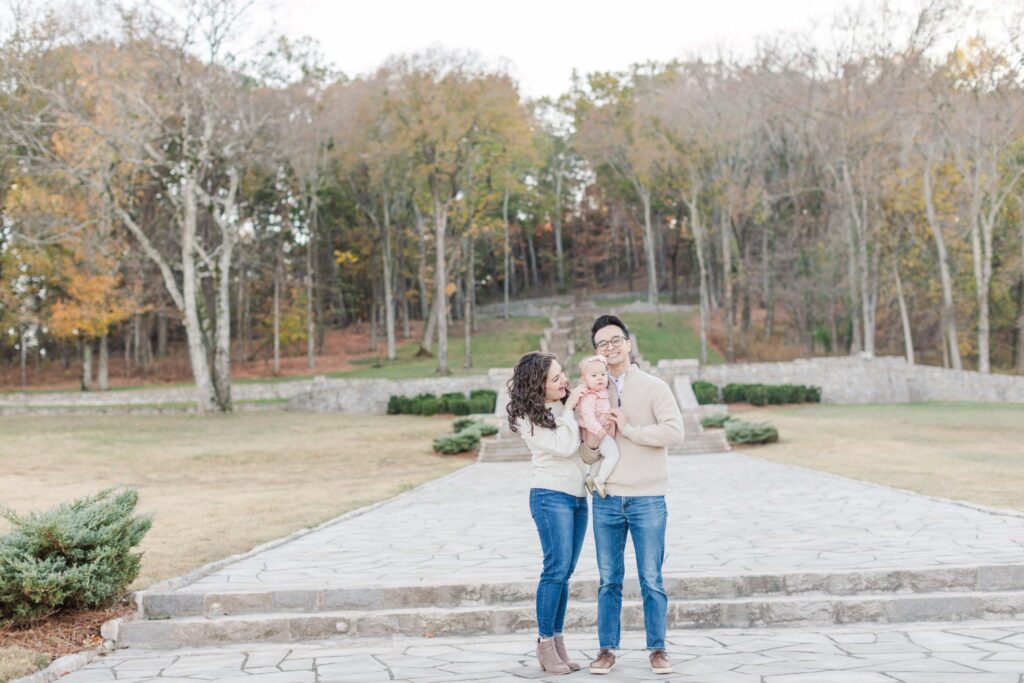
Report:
286,374,504,413
0,380,320,408
672,355,1024,404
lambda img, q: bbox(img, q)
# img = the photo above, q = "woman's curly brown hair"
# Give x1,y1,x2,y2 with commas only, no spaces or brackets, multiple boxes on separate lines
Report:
506,351,562,435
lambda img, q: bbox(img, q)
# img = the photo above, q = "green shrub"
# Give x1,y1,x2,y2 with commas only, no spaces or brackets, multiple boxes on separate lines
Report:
474,422,498,437
722,383,821,405
439,392,465,411
0,488,152,627
746,385,770,406
419,396,442,416
452,416,478,432
469,395,493,414
470,389,498,413
725,420,779,445
433,429,481,454
448,398,472,415
451,417,498,437
700,413,734,429
722,383,752,403
386,395,402,415
691,381,718,405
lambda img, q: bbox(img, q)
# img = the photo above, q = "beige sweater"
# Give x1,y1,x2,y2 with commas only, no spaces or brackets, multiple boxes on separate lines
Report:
515,402,588,498
583,364,685,496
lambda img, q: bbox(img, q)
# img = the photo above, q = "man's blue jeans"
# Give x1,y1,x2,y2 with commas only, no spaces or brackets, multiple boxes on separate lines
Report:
529,488,588,638
592,494,668,650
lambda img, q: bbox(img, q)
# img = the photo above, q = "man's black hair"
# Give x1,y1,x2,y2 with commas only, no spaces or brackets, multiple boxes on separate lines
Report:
591,314,630,348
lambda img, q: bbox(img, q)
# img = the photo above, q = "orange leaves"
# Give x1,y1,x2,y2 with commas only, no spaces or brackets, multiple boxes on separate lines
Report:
48,257,134,340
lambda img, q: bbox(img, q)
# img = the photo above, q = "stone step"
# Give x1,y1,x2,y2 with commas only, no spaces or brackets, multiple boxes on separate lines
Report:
140,564,1024,620
118,589,1024,649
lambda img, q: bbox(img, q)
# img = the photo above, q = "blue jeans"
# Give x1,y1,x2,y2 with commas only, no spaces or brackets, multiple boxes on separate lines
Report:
592,495,668,650
529,488,588,638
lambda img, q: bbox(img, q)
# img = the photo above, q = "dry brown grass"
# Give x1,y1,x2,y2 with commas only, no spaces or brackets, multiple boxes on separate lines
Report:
741,402,1024,512
0,646,50,683
0,411,467,589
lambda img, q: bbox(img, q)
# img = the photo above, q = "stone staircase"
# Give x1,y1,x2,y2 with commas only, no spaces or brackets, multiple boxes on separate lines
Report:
117,564,1024,649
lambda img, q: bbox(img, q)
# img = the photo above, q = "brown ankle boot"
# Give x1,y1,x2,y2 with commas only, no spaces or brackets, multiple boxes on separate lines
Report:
553,635,581,671
537,638,571,674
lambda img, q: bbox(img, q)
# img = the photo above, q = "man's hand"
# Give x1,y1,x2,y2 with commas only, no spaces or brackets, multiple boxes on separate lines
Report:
609,408,629,431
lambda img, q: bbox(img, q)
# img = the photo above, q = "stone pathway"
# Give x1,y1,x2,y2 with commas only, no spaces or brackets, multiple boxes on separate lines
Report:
178,454,1024,593
64,620,1024,681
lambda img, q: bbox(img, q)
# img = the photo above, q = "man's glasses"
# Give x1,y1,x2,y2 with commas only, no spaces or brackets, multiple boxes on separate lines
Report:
595,336,626,351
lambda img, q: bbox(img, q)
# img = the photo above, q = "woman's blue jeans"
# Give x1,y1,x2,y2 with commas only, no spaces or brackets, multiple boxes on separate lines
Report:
529,488,588,638
592,494,668,650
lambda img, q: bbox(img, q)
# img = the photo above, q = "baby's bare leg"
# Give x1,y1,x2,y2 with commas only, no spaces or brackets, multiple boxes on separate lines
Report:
594,436,619,484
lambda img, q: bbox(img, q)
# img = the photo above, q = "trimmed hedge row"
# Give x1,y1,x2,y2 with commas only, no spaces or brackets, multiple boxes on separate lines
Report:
433,417,499,454
388,389,497,416
691,381,821,406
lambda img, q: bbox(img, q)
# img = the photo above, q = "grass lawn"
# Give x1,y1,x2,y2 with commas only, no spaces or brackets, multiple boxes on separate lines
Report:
0,412,467,590
742,401,1024,512
334,315,547,378
627,311,724,365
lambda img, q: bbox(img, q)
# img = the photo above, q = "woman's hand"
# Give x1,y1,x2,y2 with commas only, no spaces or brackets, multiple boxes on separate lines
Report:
564,384,587,411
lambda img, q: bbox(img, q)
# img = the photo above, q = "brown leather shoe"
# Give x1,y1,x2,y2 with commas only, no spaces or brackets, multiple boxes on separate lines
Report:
537,638,571,675
649,648,673,674
553,635,581,671
589,648,616,675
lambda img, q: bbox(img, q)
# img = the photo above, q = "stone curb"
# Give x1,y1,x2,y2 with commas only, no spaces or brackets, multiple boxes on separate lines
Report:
117,589,1024,649
10,646,106,683
138,563,1024,619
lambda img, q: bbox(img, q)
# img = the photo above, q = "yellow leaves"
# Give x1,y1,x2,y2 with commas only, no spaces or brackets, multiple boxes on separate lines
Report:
445,282,457,297
334,249,359,266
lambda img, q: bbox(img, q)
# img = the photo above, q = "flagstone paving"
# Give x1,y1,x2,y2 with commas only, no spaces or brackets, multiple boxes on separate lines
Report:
63,620,1024,681
177,453,1024,593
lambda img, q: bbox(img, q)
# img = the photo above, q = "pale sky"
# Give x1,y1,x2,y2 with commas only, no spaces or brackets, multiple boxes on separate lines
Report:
256,0,1009,99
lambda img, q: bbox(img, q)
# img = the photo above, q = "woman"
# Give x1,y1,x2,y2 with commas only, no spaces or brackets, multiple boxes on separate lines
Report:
507,351,589,675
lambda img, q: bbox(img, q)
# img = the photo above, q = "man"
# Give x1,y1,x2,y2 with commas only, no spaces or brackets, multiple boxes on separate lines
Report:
583,314,685,675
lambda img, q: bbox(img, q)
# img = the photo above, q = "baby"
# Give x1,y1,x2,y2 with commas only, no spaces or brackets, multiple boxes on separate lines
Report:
576,355,620,498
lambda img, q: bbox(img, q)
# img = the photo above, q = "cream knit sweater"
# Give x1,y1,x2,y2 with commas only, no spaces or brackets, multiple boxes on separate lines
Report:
515,402,588,497
583,364,685,496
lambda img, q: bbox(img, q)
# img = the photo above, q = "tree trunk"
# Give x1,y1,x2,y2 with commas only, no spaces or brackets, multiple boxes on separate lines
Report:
503,188,510,319
396,223,411,339
81,339,93,391
464,234,473,370
306,229,316,370
157,311,168,358
894,261,914,364
212,235,234,411
639,184,658,306
236,260,246,363
433,195,450,375
1017,211,1024,373
19,326,27,387
272,255,281,375
414,202,430,320
381,198,397,361
181,175,216,412
923,162,962,369
527,228,539,289
720,210,734,362
98,332,109,390
845,218,863,355
684,187,710,365
554,167,565,291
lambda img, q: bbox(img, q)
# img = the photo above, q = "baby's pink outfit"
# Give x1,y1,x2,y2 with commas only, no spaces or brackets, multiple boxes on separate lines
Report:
578,389,613,439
